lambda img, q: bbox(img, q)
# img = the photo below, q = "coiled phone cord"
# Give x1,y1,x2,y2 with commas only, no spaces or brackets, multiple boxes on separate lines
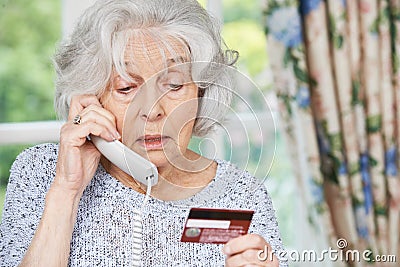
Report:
121,145,155,266
130,177,152,267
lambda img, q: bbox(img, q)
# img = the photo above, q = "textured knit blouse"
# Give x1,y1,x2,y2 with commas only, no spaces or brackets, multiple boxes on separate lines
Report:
0,143,287,266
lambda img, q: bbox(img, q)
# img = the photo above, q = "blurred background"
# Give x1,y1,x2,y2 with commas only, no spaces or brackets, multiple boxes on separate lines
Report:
0,0,61,208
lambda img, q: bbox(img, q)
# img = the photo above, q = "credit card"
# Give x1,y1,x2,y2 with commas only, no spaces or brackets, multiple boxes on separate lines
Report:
180,207,254,244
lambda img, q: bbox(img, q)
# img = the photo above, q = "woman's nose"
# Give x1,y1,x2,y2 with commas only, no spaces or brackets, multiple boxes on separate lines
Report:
138,83,165,122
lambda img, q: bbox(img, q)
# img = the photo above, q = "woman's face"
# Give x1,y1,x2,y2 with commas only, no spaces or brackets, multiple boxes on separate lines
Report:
100,36,199,169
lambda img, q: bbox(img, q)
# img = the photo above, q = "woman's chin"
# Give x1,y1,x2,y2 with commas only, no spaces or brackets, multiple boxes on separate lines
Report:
143,150,172,168
133,143,184,169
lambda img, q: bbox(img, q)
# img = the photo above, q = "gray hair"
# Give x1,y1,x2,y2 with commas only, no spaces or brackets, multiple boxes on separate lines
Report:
54,0,237,137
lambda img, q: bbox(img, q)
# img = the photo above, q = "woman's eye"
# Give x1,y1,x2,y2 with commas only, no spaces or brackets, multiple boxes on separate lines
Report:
117,85,136,94
168,84,183,91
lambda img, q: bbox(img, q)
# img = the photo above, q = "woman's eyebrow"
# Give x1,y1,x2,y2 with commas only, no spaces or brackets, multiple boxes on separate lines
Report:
166,56,187,66
128,73,142,80
122,56,186,66
115,72,143,84
165,57,191,75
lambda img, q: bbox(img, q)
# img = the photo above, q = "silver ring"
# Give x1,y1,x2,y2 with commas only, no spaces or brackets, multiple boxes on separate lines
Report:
73,114,82,125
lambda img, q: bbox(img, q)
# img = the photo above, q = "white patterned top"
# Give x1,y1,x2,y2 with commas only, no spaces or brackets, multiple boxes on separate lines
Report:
0,143,287,266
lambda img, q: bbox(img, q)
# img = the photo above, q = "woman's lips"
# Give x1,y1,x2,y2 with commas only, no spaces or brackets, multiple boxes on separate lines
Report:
136,135,170,150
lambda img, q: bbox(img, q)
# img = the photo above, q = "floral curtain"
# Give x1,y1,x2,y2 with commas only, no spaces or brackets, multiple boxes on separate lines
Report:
264,0,400,265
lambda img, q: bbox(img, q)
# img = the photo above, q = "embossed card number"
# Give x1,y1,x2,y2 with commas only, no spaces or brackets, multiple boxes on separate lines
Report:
180,208,254,244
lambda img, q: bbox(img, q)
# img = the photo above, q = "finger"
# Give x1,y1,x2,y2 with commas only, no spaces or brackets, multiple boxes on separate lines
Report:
79,104,117,128
68,94,102,121
79,108,120,139
223,234,267,256
68,94,121,140
225,249,265,267
79,121,117,142
61,121,116,147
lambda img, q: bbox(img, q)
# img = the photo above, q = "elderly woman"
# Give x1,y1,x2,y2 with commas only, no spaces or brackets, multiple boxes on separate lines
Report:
0,0,286,266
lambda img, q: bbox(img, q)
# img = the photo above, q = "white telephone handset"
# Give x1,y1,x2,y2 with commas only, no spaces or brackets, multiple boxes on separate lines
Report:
90,135,158,186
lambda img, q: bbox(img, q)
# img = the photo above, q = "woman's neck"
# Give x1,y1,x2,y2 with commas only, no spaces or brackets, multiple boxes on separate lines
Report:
100,152,217,201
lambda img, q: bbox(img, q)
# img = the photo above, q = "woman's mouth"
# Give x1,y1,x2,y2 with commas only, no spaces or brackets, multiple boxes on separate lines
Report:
136,135,170,150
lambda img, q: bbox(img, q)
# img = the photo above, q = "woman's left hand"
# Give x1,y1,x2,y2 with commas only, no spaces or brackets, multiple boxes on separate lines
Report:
223,234,279,267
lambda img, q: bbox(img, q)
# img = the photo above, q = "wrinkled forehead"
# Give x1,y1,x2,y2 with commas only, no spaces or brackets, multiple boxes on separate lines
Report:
120,30,191,78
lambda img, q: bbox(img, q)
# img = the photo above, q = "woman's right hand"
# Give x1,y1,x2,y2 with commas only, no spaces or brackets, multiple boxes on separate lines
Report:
19,94,120,267
52,94,120,197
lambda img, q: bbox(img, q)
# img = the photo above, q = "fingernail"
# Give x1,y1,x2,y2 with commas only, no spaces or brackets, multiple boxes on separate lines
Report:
114,131,121,140
109,133,116,141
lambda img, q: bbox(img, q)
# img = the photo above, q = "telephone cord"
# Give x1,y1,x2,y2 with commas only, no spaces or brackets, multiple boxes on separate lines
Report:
131,177,152,267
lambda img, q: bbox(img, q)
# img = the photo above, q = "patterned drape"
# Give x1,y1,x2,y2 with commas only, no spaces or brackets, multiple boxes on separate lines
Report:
264,0,400,265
